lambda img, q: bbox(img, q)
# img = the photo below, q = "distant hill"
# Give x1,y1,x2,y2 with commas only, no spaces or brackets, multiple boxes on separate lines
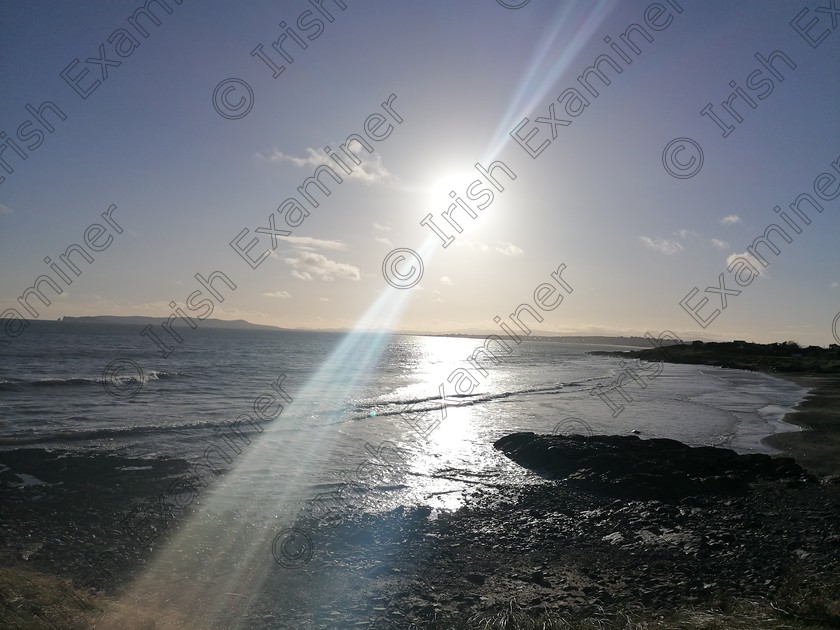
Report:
594,340,840,373
52,319,699,345
58,316,286,331
426,333,690,347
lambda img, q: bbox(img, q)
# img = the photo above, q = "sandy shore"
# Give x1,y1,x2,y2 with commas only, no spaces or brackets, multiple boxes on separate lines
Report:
764,373,840,477
591,343,840,479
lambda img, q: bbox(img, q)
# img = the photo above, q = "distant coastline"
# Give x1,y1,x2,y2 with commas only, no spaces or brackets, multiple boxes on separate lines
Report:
51,317,699,347
57,315,286,332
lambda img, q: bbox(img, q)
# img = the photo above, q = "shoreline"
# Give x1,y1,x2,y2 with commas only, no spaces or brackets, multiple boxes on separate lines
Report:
2,344,839,627
2,431,839,626
592,343,840,478
763,372,840,477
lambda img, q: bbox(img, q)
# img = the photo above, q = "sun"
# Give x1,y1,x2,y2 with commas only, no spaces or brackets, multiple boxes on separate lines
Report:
426,170,479,208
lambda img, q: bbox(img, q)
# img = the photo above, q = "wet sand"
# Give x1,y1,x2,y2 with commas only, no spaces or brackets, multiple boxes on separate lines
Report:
765,373,840,477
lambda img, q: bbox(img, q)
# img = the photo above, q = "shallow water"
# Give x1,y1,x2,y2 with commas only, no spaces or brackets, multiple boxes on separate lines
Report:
0,322,807,518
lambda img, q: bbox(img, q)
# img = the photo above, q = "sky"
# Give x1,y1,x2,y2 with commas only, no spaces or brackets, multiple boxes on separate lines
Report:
1,0,839,346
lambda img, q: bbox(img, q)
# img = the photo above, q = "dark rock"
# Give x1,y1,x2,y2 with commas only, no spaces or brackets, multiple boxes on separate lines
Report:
494,432,812,501
465,573,485,585
531,570,551,587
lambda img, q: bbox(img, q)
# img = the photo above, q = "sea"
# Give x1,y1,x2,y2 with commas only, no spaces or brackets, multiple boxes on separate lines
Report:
0,321,809,517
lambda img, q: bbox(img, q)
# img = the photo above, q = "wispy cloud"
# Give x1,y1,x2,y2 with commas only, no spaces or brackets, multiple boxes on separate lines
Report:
284,252,360,282
440,276,453,286
0,203,13,215
721,214,741,226
375,236,392,246
278,235,347,251
258,147,394,184
372,222,391,231
495,241,524,256
262,290,291,298
639,236,683,255
726,251,767,278
676,229,699,239
710,238,729,249
831,281,838,288
454,239,522,256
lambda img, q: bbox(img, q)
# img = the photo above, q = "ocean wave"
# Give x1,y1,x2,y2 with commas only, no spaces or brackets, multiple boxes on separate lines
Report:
0,416,258,446
354,377,603,420
0,370,183,391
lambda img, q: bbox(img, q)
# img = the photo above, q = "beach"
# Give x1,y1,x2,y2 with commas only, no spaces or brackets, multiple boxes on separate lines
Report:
764,374,840,477
2,337,840,628
2,427,839,628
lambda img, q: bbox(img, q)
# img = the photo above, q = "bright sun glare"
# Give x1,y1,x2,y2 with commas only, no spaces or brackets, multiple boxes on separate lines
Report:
427,171,478,207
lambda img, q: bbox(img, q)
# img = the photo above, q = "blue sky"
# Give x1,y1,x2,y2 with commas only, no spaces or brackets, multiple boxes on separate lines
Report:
1,0,839,345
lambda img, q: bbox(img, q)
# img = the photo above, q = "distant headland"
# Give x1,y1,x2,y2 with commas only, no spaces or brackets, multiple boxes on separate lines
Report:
56,315,286,332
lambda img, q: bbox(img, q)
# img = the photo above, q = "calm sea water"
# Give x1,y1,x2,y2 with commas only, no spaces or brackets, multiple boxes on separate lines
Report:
0,322,807,514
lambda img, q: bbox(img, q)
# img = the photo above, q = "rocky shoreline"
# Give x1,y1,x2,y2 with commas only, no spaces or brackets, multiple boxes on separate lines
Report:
6,343,839,627
0,449,193,605
332,434,839,627
3,435,839,628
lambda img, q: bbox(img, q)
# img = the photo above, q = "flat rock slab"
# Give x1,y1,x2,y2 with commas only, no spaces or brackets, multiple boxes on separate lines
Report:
494,432,812,501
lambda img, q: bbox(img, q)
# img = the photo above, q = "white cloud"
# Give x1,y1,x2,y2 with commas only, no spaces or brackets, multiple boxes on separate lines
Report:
278,236,347,250
0,203,13,215
453,240,521,255
372,222,391,231
319,297,329,302
291,270,313,281
284,251,360,282
262,290,291,298
495,241,524,256
726,251,767,278
440,276,453,286
710,238,729,249
831,281,838,288
721,214,742,226
259,147,394,184
375,236,392,246
639,236,683,255
676,229,699,239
